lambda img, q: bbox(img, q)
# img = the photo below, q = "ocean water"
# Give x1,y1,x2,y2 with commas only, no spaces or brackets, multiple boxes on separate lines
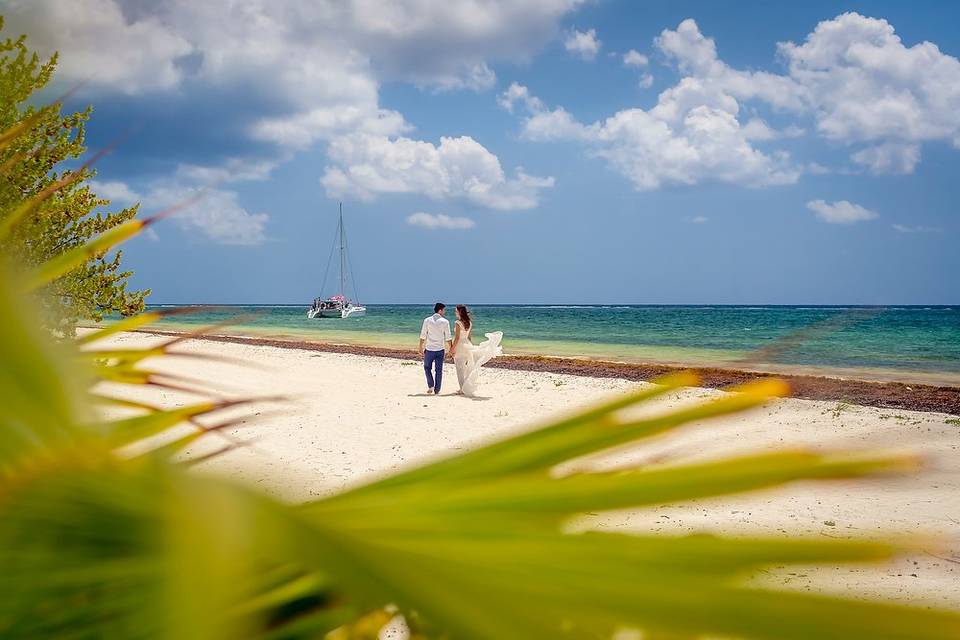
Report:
136,304,960,380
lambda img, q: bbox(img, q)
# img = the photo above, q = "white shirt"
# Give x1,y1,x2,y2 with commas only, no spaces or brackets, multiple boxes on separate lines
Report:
420,313,451,351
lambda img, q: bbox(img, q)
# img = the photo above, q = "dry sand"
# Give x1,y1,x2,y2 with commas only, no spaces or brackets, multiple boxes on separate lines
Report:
95,331,960,609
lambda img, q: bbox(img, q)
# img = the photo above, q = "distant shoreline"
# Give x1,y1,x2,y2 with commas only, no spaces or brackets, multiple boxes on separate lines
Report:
132,329,960,415
144,303,959,308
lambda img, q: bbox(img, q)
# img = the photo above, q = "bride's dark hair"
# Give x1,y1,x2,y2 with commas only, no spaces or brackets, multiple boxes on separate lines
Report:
456,304,472,330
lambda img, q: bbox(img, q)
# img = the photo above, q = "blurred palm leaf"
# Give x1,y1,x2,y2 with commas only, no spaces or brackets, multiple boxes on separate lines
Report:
1,121,959,640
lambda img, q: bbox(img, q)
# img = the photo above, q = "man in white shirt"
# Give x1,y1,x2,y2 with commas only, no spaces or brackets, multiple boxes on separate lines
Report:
418,302,452,395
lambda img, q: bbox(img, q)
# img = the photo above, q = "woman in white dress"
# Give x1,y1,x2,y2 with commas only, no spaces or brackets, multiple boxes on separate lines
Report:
450,304,503,397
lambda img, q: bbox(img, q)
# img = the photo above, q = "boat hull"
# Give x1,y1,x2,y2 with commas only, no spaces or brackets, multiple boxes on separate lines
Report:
307,304,367,319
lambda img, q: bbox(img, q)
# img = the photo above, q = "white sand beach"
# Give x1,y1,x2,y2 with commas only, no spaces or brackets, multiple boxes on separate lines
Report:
96,331,960,608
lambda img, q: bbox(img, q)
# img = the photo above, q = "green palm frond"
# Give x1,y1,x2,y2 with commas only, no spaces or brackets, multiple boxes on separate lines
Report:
1,120,958,640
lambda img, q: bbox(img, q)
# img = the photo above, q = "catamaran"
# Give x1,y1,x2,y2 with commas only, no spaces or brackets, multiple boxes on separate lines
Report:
307,203,367,319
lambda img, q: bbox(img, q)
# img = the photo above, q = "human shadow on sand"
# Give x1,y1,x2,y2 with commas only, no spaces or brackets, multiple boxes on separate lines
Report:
406,393,491,401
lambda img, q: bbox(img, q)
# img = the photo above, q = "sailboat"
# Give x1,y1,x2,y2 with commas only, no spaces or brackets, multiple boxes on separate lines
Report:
307,203,367,319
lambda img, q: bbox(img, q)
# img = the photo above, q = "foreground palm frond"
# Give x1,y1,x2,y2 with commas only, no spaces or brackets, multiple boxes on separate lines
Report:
1,121,959,639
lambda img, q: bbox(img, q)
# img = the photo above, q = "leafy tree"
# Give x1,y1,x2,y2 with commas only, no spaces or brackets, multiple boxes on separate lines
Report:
0,16,148,334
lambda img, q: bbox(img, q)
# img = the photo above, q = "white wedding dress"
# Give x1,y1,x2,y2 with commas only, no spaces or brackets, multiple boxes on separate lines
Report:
453,322,503,397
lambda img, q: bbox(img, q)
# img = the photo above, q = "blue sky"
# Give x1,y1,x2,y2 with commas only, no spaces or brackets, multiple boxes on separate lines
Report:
4,0,959,304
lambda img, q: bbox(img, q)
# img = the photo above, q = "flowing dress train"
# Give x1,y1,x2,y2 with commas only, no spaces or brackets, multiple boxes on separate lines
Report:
454,325,503,397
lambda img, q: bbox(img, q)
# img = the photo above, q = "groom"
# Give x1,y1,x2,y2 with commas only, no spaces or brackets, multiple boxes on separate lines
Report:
418,302,452,395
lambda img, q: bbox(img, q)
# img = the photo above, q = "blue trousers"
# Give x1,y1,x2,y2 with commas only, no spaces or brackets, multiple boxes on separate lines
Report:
423,349,444,393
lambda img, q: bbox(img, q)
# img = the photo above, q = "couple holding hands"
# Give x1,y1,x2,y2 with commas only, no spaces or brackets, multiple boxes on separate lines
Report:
418,303,503,397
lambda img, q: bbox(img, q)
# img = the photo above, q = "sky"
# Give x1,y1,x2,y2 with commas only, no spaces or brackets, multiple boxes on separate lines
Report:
2,0,959,305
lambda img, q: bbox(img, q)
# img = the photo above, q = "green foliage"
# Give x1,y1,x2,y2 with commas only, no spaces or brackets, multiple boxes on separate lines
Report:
826,402,851,419
2,103,960,640
0,17,148,334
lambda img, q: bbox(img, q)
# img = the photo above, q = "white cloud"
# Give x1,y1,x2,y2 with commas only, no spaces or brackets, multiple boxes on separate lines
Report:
174,157,286,184
591,107,799,190
250,106,410,150
779,12,960,170
691,215,709,223
321,133,553,210
16,2,959,205
851,142,920,175
892,223,941,234
2,0,193,94
564,28,601,60
148,183,269,246
406,212,476,230
654,19,807,112
741,119,805,141
90,180,140,205
741,119,778,142
520,104,593,142
3,0,399,150
127,158,277,246
497,82,544,113
654,18,717,75
162,3,408,149
517,13,960,187
630,13,960,175
90,174,271,244
806,199,879,224
438,62,497,92
3,0,579,211
5,0,583,96
513,90,799,190
623,49,649,67
622,49,653,88
807,162,831,175
505,14,960,189
330,0,583,89
502,21,805,191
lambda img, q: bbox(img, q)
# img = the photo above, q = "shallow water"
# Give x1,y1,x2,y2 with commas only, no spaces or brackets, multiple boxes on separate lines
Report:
129,304,960,381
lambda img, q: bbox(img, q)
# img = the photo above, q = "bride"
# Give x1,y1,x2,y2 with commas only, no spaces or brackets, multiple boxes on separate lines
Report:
450,304,503,397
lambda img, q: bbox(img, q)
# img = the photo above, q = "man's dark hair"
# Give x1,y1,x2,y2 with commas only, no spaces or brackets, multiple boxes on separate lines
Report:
434,302,445,313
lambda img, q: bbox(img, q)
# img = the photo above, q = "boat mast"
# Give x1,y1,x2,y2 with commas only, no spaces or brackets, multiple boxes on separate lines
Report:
338,202,346,299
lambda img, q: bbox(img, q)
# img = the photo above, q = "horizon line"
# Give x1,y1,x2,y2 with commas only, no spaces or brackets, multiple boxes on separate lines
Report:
143,302,959,308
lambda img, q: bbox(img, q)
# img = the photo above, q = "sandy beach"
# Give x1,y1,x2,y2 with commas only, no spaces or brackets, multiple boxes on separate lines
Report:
96,331,960,608
131,328,960,413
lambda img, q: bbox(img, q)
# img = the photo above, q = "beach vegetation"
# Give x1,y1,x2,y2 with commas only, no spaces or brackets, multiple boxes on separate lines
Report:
945,417,960,426
879,413,910,422
2,115,960,638
826,402,852,419
0,19,147,335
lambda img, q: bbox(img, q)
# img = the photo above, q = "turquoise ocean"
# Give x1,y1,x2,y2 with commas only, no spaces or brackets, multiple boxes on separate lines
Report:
138,304,960,382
